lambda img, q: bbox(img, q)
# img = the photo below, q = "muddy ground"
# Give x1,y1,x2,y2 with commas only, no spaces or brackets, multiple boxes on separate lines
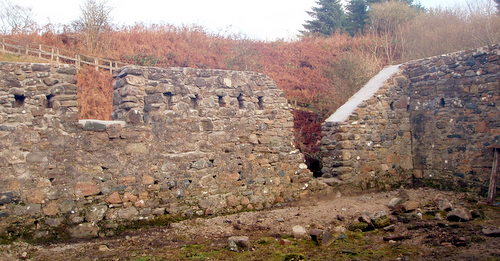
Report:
0,188,499,261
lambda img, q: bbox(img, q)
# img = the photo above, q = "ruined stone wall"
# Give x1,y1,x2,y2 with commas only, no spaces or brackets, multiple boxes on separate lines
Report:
0,63,316,240
321,44,499,190
406,45,499,187
321,72,414,189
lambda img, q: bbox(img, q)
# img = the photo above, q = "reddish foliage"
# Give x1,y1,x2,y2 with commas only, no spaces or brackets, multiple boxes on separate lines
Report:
9,27,385,165
76,66,113,120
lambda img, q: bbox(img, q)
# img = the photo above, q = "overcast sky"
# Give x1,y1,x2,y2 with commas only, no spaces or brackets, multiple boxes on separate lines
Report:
14,0,477,40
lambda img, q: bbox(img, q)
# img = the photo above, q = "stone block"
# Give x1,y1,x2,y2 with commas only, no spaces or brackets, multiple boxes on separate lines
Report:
142,175,155,185
0,192,17,205
79,120,126,132
228,236,250,252
31,64,51,72
106,192,122,204
117,207,139,220
75,182,100,197
125,75,147,86
85,205,108,222
292,225,308,239
310,229,333,245
42,201,60,216
68,223,99,238
13,204,41,216
57,66,77,75
43,78,59,86
26,152,48,163
125,143,149,154
26,189,45,204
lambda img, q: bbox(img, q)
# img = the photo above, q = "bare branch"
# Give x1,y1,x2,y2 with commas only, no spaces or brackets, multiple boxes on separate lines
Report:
0,0,37,35
73,0,113,53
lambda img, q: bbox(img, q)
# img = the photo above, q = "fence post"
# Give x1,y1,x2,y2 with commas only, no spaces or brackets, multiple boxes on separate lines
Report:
75,55,80,67
38,45,42,58
25,45,29,55
50,48,54,61
109,61,113,75
95,58,99,71
1,39,5,53
56,49,60,63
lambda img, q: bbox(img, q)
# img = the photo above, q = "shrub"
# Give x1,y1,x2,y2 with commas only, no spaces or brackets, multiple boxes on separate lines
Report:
76,66,113,120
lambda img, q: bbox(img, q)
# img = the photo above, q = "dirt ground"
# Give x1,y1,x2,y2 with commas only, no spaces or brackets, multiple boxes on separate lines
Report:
0,188,499,261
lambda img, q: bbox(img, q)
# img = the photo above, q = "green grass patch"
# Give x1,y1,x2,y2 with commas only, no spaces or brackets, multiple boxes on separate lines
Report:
145,232,419,261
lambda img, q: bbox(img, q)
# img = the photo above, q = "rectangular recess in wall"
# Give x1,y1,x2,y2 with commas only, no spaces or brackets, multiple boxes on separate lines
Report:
237,94,245,109
163,92,174,110
13,95,26,107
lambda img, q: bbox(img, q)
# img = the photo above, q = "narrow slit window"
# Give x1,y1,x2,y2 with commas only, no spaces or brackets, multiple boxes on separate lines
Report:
218,95,226,107
190,94,199,109
46,94,55,108
439,98,445,107
258,96,264,110
13,95,25,107
237,94,245,109
163,92,174,110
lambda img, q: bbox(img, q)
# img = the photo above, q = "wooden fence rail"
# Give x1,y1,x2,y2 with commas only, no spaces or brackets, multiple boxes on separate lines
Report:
0,38,127,74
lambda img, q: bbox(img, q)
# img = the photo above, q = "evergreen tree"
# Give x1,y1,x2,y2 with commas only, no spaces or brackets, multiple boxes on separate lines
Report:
302,0,346,36
346,0,369,36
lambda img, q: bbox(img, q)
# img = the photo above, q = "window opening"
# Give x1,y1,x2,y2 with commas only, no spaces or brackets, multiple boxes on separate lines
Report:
218,95,226,107
163,92,174,109
46,94,55,108
258,96,264,110
190,94,199,109
13,95,25,107
237,94,244,109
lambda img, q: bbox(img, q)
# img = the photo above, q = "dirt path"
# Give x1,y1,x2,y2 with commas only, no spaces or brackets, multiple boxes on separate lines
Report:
1,188,499,261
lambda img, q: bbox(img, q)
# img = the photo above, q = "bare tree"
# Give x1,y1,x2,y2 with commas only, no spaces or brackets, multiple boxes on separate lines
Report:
73,0,113,53
0,0,37,35
398,0,500,61
368,1,418,64
465,0,500,45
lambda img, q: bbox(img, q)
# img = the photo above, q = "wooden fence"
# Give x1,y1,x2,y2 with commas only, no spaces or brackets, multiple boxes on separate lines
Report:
0,38,127,74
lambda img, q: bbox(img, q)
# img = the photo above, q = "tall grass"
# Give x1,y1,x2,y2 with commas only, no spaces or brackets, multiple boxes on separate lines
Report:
400,0,500,61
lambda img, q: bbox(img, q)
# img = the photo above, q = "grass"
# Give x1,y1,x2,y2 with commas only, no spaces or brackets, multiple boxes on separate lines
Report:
0,52,49,63
123,231,419,261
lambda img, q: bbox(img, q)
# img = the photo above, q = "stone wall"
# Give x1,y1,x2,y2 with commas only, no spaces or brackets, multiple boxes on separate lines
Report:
0,63,317,240
321,44,499,191
321,71,413,189
406,45,499,187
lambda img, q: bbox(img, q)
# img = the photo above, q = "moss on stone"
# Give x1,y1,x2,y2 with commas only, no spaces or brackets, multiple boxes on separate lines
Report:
348,222,370,232
373,216,391,228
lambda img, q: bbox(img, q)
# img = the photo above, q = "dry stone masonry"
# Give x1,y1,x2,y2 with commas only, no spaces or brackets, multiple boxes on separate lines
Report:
0,63,317,240
321,44,499,191
321,69,413,189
